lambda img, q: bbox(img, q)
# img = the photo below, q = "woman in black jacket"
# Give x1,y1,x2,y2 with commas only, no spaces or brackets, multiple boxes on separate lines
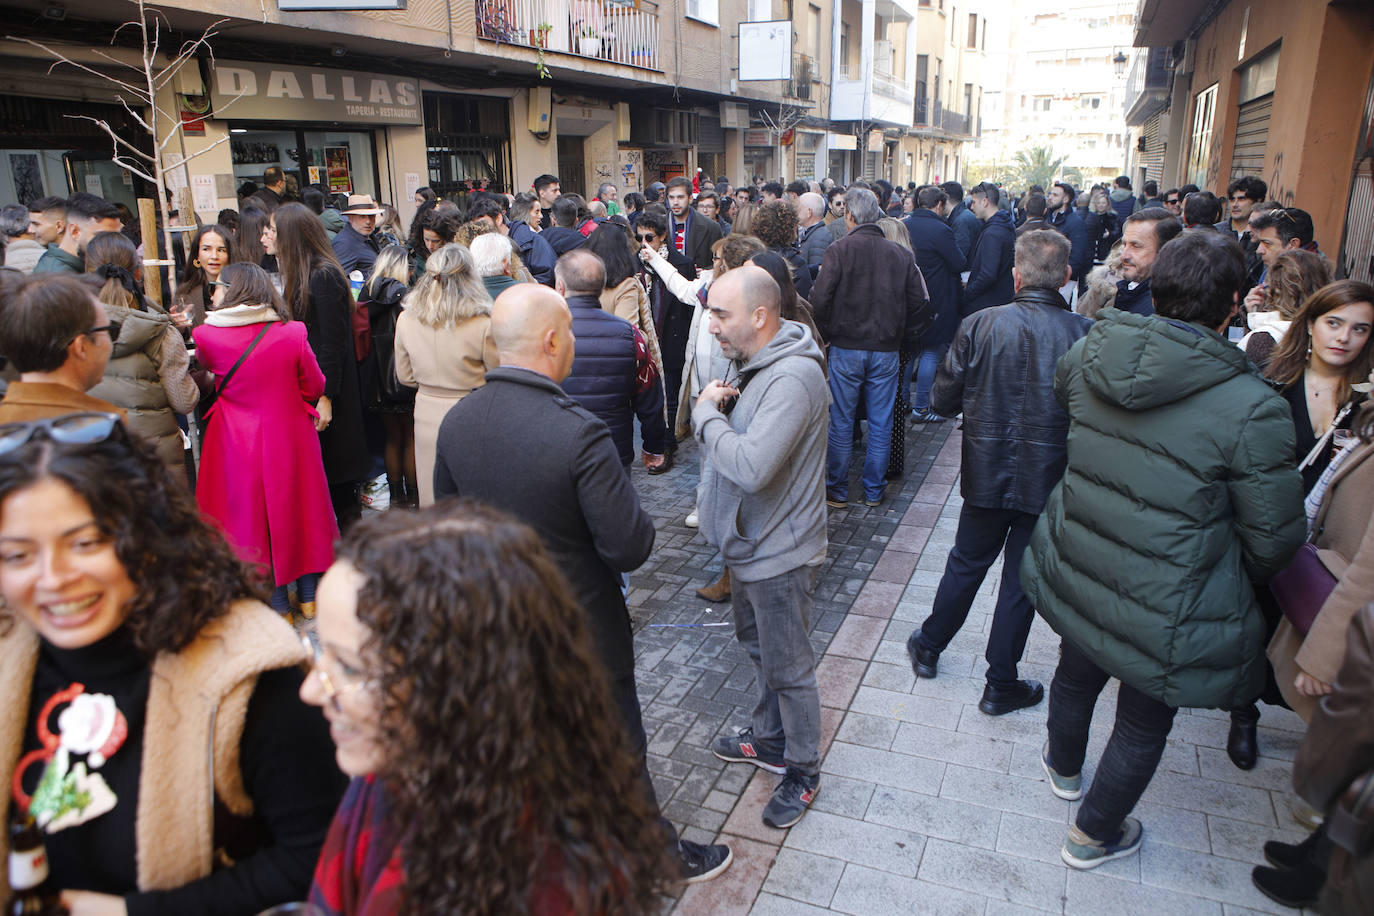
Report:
266,203,372,530
1085,189,1122,265
751,199,814,299
358,244,417,508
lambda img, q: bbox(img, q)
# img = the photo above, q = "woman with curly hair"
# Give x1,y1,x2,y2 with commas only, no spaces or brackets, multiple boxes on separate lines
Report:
393,243,498,507
749,199,812,298
303,502,675,915
0,413,344,914
195,262,338,617
172,223,233,328
84,231,199,475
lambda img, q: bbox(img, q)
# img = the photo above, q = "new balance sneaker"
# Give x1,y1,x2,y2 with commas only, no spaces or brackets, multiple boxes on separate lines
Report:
1061,817,1143,869
678,839,733,883
711,727,786,775
1040,741,1082,801
763,770,819,829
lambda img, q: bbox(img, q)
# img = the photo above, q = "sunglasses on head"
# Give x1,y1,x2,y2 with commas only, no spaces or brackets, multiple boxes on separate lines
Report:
0,412,124,456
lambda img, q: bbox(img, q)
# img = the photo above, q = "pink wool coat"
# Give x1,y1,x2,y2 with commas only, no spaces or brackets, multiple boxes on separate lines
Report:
193,319,338,585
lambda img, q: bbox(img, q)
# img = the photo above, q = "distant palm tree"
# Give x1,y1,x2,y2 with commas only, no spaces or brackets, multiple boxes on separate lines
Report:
1011,146,1084,190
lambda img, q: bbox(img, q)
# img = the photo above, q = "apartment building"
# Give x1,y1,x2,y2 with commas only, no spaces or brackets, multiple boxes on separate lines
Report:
977,0,1134,186
1128,0,1374,282
899,0,988,187
0,0,850,229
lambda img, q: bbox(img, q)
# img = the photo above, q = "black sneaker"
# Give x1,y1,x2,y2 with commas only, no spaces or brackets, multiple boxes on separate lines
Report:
679,839,733,883
978,679,1044,716
762,770,819,829
1263,829,1322,870
712,727,787,775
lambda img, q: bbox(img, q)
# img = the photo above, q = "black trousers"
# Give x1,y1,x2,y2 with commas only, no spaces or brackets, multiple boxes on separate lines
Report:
609,671,681,849
917,503,1038,688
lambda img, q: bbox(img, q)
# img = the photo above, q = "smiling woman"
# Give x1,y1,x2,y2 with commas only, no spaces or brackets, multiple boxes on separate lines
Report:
0,414,345,915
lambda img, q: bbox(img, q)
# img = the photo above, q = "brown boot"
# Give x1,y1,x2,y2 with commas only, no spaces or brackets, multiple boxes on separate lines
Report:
696,569,731,602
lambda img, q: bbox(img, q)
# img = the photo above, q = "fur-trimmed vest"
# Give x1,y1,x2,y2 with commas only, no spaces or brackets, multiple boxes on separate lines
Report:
0,600,305,897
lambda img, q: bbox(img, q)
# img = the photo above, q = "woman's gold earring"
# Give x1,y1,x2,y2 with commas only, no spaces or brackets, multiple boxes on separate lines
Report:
193,259,202,269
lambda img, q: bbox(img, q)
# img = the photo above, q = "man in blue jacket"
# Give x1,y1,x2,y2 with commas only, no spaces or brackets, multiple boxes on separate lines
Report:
1114,209,1183,317
941,180,983,260
903,186,966,422
331,194,384,279
1046,182,1090,288
962,182,1015,316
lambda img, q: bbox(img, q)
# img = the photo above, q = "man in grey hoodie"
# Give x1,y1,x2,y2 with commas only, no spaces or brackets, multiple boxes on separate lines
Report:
696,266,830,831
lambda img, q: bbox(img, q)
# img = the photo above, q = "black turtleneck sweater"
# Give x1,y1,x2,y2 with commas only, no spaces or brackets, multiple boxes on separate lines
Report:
18,626,346,916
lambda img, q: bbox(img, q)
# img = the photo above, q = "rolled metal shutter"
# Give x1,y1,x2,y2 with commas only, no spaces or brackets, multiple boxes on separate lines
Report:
1230,94,1272,180
1337,71,1374,283
697,115,725,154
1141,112,1166,181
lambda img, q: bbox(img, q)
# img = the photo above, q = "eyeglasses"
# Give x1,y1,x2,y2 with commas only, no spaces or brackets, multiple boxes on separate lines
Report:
0,412,124,456
83,321,121,340
300,630,376,702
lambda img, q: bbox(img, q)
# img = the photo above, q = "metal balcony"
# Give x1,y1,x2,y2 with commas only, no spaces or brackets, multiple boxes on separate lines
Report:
1123,46,1170,125
476,0,661,71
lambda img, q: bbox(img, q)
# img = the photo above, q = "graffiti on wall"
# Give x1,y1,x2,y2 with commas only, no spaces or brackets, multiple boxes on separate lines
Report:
617,148,642,193
1268,150,1297,207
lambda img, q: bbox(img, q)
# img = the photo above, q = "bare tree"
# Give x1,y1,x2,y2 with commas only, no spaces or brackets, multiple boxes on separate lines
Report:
7,0,239,293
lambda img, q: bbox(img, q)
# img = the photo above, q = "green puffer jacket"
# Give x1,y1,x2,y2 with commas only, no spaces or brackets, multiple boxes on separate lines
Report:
1021,308,1306,710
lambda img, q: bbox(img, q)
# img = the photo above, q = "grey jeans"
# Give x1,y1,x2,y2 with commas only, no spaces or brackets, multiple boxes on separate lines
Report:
730,564,822,776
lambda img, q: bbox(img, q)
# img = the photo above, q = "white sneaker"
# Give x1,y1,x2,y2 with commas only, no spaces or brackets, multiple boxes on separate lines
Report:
685,510,699,528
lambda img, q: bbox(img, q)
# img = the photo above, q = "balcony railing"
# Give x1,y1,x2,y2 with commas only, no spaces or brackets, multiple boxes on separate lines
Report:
1124,46,1170,125
873,66,912,100
476,0,660,71
788,53,816,101
911,99,975,136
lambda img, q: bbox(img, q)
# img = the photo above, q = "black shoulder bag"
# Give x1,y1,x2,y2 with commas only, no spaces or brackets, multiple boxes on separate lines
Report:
198,324,271,431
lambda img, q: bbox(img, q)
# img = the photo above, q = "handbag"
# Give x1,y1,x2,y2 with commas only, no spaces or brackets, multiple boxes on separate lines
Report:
198,324,271,431
1269,543,1338,637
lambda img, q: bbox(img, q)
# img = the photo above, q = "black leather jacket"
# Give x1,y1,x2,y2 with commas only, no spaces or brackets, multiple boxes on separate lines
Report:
931,287,1091,514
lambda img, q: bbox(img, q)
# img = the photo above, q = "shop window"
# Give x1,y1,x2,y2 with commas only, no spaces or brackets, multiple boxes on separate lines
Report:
423,94,512,196
230,127,378,201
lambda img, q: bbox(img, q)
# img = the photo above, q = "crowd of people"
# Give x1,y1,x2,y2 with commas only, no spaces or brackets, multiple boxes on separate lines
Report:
0,162,1369,915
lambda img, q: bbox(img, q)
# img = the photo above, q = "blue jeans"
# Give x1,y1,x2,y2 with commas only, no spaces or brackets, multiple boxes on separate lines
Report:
912,342,948,412
1046,638,1178,841
730,565,822,777
826,347,899,502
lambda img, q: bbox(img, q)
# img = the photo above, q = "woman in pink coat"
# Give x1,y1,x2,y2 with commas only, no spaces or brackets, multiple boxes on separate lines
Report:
194,262,337,618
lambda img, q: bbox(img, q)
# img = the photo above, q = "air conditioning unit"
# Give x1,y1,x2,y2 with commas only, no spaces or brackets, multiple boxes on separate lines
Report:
720,101,749,129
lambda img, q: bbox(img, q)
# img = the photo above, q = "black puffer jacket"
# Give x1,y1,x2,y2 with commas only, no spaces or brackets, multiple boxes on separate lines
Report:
932,287,1091,514
561,294,666,466
359,277,416,412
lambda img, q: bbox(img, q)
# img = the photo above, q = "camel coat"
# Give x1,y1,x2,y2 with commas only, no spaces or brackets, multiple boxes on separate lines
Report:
1269,438,1374,721
599,276,664,378
394,309,499,507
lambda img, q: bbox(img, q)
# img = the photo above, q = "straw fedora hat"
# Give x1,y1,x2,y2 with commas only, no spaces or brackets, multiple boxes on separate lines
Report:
342,193,384,216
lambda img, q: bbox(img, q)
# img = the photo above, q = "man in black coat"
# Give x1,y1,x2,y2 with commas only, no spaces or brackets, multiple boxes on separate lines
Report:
433,283,732,884
907,230,1090,717
1046,182,1090,287
903,186,966,422
665,176,722,272
962,182,1016,316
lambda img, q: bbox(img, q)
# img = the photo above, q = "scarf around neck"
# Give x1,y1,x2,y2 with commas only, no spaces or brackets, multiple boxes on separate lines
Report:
204,303,279,328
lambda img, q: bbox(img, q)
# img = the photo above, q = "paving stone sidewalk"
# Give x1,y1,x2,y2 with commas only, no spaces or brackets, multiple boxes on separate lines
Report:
629,425,1315,915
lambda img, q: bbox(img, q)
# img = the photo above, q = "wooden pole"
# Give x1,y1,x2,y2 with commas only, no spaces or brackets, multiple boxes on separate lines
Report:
137,197,163,308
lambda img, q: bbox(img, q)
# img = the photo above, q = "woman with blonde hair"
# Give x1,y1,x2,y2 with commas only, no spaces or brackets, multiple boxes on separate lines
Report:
1240,250,1333,371
359,244,417,508
85,231,199,474
729,201,758,237
393,243,499,506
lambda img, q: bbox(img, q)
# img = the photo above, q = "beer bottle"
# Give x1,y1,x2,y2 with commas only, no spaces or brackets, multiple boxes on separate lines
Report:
6,811,65,916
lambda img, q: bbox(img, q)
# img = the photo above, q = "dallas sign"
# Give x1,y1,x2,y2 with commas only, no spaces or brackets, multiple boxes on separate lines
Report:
211,61,422,126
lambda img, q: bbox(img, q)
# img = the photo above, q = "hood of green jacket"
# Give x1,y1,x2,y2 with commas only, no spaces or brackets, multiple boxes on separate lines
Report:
1080,307,1255,411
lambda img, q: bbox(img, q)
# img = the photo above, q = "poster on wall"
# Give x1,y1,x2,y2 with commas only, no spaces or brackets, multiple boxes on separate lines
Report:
617,148,642,194
8,153,43,206
308,166,323,186
324,146,352,194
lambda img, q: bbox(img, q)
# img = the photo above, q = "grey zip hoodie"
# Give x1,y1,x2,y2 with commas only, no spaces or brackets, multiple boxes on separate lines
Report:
693,320,830,583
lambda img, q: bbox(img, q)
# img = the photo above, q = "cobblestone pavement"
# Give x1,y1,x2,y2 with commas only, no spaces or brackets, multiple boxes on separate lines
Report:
628,424,1315,915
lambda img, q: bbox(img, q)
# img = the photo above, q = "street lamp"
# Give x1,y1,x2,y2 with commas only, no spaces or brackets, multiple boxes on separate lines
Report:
1113,51,1128,77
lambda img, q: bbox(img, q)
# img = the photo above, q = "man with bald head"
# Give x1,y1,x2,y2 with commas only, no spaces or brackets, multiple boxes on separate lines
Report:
796,192,833,278
698,266,830,831
434,282,733,884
